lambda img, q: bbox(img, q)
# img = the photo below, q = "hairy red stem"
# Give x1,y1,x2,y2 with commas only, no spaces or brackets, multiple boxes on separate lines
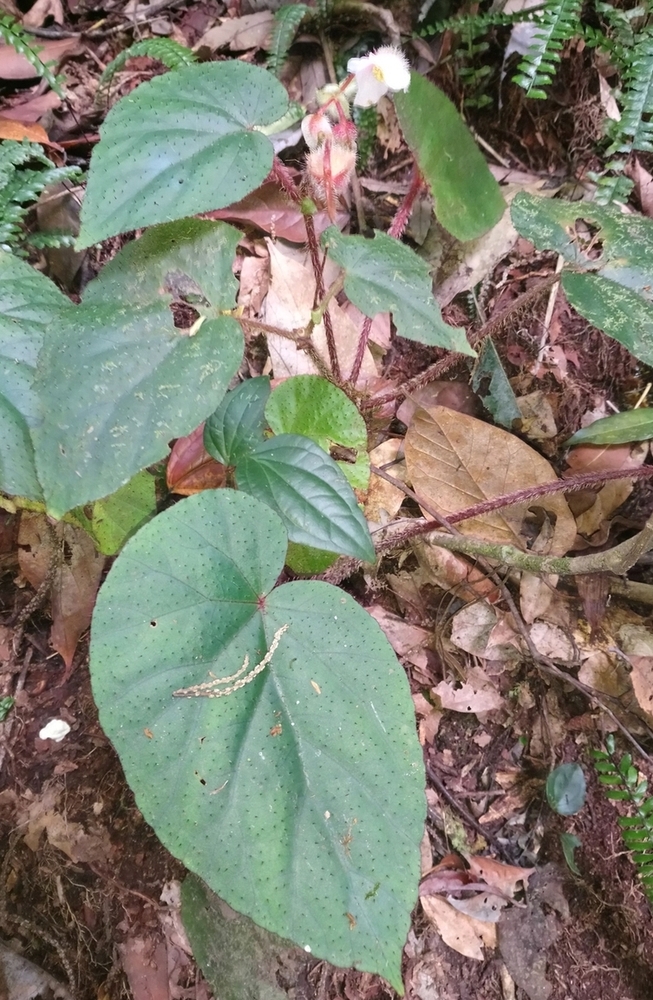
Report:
394,465,653,544
271,157,302,203
388,167,423,240
303,211,341,380
349,168,424,388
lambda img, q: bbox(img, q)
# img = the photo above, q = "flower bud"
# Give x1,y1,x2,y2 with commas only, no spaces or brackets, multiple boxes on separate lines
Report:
301,111,333,151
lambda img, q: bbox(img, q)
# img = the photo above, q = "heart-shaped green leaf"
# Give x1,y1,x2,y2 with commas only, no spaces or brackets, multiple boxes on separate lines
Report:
0,220,243,517
204,377,271,465
546,763,586,816
322,227,474,354
236,434,374,561
90,490,425,989
78,61,290,247
266,375,370,490
394,74,505,242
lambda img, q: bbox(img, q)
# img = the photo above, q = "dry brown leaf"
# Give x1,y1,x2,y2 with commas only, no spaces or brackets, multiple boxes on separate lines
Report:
519,572,558,624
420,829,433,876
376,95,403,155
18,513,105,670
446,892,508,923
0,36,81,80
167,424,227,495
578,649,646,728
23,0,63,27
209,182,348,242
516,391,557,442
238,252,270,317
435,204,519,308
195,11,274,51
396,381,478,428
433,666,504,714
412,692,442,745
421,895,496,960
0,90,61,123
405,406,576,555
528,622,574,661
366,440,406,524
27,811,113,865
617,624,653,719
465,855,534,897
19,785,114,865
119,937,170,1000
449,602,521,663
342,302,391,351
0,118,50,143
412,535,499,603
368,605,430,659
565,441,646,538
627,157,653,219
264,241,376,385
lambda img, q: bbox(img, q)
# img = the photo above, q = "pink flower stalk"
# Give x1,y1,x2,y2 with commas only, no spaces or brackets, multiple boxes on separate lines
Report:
302,110,358,222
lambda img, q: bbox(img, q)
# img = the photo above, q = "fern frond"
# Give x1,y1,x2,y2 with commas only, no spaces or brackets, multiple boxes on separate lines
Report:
0,14,64,97
608,26,653,155
591,167,634,206
512,0,583,98
96,37,196,101
422,7,544,39
592,736,653,907
0,140,81,253
267,4,309,76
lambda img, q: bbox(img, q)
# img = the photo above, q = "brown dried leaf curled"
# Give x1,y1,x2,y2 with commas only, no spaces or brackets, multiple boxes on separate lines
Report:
404,406,576,555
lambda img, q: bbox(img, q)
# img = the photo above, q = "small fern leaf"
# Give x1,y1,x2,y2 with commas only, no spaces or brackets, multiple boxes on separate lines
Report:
593,742,653,910
0,15,64,97
592,169,634,206
609,26,653,155
267,3,308,76
97,38,196,98
0,140,81,253
512,0,583,98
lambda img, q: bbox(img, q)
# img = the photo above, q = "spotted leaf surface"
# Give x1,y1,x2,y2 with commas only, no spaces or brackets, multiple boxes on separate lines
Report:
78,62,289,247
90,490,425,990
322,227,473,354
0,220,243,516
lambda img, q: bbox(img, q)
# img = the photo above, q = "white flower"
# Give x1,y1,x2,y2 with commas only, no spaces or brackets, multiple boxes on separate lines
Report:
39,719,71,742
346,46,411,108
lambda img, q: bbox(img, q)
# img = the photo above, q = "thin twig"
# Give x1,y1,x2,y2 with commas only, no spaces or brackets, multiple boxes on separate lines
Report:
362,275,559,410
425,763,515,863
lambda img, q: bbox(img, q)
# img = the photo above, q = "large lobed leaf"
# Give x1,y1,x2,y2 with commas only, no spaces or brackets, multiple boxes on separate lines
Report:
90,489,425,990
394,73,505,242
78,61,290,247
0,219,243,517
